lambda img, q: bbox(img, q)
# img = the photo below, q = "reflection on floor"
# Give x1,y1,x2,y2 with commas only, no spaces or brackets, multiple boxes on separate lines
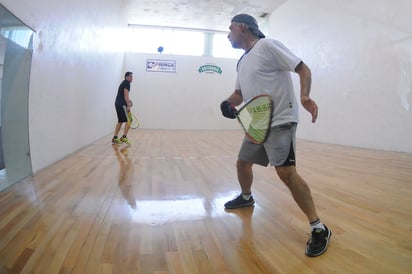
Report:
0,129,411,273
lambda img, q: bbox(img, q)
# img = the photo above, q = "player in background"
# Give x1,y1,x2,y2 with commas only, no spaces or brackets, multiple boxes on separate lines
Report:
112,72,133,145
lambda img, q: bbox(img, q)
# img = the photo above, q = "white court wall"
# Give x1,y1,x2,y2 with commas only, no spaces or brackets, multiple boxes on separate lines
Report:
124,53,240,130
269,0,412,152
1,0,126,172
1,0,411,177
125,0,412,153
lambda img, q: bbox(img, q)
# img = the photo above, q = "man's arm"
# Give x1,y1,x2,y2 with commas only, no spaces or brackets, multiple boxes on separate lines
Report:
123,88,131,111
295,62,318,123
226,89,243,107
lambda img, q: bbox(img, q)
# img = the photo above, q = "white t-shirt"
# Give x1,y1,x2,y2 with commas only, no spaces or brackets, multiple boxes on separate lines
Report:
235,38,301,127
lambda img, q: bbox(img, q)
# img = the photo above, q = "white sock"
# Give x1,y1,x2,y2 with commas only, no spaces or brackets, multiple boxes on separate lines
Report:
310,219,325,231
242,193,252,200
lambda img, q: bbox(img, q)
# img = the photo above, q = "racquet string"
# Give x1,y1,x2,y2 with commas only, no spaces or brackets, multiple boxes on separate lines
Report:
237,95,272,144
247,101,271,141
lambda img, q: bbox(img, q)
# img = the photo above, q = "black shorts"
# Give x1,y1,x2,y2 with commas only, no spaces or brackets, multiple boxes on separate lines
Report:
115,104,128,123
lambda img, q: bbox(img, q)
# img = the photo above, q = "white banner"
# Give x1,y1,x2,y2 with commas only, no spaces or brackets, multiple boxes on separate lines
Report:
146,59,176,73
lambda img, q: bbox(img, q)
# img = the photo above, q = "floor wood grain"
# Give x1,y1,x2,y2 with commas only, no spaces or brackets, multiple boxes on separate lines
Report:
0,129,411,274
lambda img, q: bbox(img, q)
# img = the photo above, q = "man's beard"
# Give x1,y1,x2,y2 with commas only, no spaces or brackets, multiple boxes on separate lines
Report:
231,41,240,49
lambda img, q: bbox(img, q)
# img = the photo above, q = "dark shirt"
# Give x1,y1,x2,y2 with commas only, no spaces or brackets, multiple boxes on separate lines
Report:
115,80,130,106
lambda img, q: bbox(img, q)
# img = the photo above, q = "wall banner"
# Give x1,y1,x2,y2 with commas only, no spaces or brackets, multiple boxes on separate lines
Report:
198,64,222,74
146,59,176,73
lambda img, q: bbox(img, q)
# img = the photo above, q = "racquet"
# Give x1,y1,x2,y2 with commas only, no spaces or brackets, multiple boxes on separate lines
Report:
236,94,273,144
123,105,140,129
128,111,140,129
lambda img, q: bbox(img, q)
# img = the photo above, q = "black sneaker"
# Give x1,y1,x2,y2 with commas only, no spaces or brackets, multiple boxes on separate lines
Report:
224,194,255,209
305,225,332,257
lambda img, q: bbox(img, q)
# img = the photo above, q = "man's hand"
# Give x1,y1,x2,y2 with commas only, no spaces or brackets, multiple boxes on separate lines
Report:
301,96,318,123
220,100,238,119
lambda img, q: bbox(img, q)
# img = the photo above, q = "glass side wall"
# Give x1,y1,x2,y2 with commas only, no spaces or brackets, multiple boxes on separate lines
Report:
0,4,34,191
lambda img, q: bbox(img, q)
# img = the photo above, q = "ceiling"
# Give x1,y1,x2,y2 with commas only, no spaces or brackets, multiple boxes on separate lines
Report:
124,0,288,32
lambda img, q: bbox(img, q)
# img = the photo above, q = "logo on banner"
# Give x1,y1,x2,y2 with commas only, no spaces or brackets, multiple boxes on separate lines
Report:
198,64,222,74
146,59,176,73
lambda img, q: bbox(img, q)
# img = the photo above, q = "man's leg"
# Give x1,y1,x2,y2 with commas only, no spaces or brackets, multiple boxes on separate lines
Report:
237,159,254,194
112,123,123,144
123,122,130,137
275,165,331,257
275,165,318,222
224,159,255,209
120,122,132,145
114,122,122,137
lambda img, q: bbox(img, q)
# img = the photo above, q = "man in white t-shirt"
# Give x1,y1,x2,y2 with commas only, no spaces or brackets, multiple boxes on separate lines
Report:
220,13,331,257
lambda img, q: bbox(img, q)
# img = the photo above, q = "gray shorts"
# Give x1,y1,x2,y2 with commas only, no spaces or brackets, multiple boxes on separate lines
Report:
238,122,297,167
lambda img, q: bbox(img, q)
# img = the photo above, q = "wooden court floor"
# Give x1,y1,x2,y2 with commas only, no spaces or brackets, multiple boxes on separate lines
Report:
0,129,411,274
